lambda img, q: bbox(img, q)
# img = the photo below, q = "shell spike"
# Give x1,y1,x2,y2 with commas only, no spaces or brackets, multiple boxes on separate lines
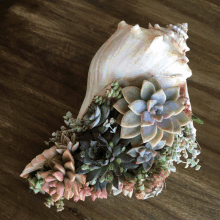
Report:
131,24,141,35
154,24,161,30
181,23,188,31
118,20,127,29
149,23,153,29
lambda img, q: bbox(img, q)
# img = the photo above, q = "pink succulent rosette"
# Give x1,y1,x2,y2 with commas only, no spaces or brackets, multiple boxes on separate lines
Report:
20,134,87,202
113,78,191,147
40,148,86,202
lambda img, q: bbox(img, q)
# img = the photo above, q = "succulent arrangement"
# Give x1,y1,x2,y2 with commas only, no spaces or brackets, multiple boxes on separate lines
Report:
20,78,203,212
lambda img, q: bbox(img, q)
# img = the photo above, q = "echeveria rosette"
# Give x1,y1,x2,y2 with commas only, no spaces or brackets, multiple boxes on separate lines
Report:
77,131,135,190
82,103,110,129
113,78,191,147
20,133,87,202
40,148,86,202
127,141,166,172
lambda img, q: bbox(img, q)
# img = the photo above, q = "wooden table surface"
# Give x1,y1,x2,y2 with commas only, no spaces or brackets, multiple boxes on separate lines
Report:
0,0,220,219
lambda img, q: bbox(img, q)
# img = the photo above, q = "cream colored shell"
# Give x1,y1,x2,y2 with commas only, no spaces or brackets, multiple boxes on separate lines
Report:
77,21,192,120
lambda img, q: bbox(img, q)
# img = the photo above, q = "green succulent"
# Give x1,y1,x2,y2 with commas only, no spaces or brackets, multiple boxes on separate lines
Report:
93,95,111,106
63,111,88,132
158,124,201,172
191,114,204,124
106,82,123,99
28,171,45,194
44,196,65,212
77,130,136,190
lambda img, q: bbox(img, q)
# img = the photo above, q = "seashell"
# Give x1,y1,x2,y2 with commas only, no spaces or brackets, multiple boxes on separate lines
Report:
77,21,193,122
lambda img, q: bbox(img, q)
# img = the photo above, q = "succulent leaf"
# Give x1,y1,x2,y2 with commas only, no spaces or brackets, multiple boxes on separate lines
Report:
99,166,109,179
141,123,157,142
86,169,102,183
121,162,139,169
150,89,166,105
141,111,155,127
141,80,156,102
121,110,141,128
122,86,141,104
76,168,90,175
120,126,141,139
163,87,180,102
97,105,111,126
128,100,148,115
161,132,174,147
113,98,130,114
98,125,109,134
97,134,109,146
166,100,185,115
118,153,134,163
112,176,120,189
100,181,108,191
112,133,120,146
82,156,94,165
113,161,121,176
113,145,122,157
106,182,113,194
127,148,139,157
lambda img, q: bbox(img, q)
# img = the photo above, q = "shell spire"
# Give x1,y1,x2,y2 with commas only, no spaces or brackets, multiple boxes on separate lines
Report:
150,23,190,55
165,23,190,54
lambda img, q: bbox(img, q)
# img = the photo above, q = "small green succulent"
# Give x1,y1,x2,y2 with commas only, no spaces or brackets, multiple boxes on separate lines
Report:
44,196,65,212
28,171,45,194
106,82,123,99
191,114,204,124
158,124,201,172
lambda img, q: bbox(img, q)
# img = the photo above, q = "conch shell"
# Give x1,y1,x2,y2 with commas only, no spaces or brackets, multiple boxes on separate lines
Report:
77,21,192,120
77,21,196,140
